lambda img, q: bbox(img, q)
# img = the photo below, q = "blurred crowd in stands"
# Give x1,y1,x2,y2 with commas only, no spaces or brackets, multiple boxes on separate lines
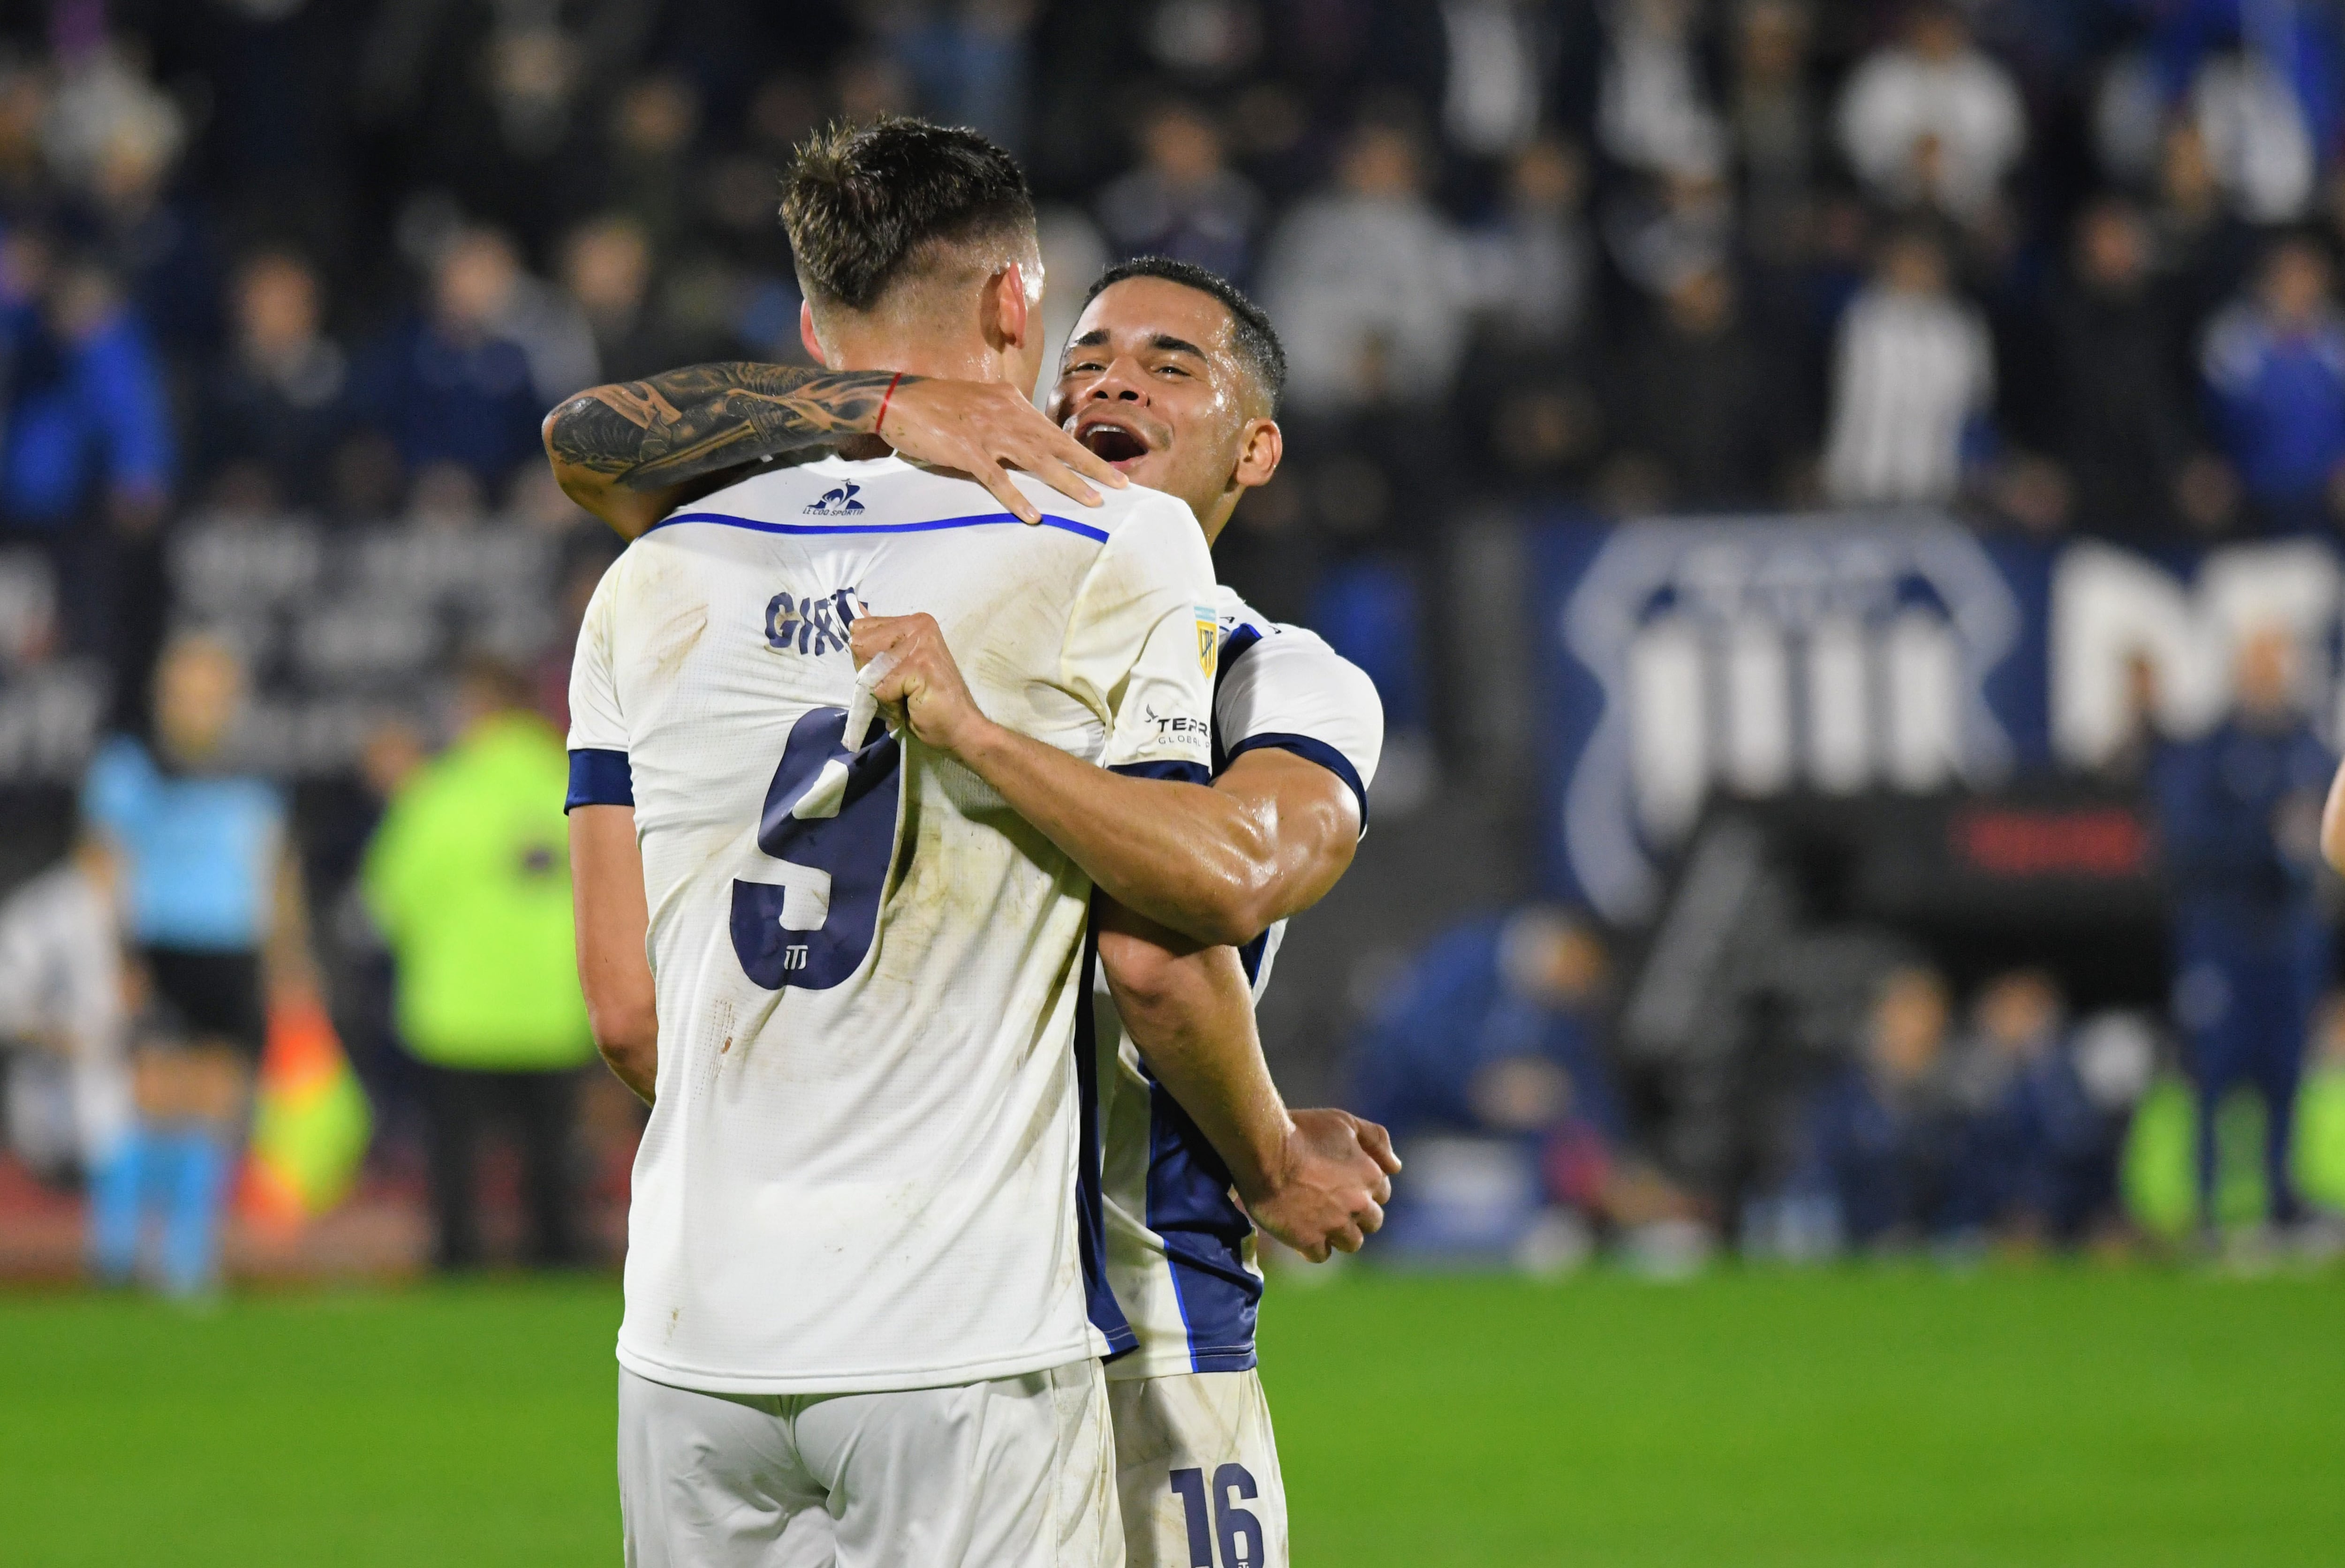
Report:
8,0,2345,1282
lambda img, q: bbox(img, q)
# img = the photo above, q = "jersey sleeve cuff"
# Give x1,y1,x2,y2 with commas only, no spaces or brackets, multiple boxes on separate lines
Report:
1224,732,1370,834
1108,759,1212,786
566,748,634,812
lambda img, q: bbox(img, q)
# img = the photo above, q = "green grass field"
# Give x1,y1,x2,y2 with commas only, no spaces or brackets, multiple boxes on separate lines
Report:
1,1267,2339,1566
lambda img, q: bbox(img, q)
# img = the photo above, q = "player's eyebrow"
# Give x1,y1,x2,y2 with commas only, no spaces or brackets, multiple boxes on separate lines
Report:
1146,333,1208,360
1067,329,1109,349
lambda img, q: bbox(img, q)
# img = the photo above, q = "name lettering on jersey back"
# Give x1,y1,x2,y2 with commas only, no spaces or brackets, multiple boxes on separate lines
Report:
766,587,867,658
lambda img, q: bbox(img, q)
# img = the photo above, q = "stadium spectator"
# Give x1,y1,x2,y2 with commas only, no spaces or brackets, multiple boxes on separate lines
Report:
2045,200,2201,541
1467,135,1593,354
1835,0,2025,229
198,250,351,513
358,228,550,494
1957,971,2136,1245
1096,99,1262,284
1820,226,1993,506
80,633,317,1296
1597,0,1727,183
1730,0,1820,264
2154,623,2333,1241
0,249,173,655
2198,234,2345,533
1352,906,1627,1150
1259,116,1470,415
558,214,677,387
1606,263,1786,511
360,656,592,1272
1789,964,1983,1250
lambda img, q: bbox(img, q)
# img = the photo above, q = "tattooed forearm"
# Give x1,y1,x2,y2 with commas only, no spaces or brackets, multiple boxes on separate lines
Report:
546,363,916,492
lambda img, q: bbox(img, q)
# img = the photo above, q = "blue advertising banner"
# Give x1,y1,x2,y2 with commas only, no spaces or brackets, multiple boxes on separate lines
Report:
1532,511,2056,923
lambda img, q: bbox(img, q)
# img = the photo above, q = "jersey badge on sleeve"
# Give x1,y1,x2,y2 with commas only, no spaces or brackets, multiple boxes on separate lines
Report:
1196,605,1219,674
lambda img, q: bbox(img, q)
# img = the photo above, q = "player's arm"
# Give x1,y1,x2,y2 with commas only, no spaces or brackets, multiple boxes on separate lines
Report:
542,363,1123,538
851,611,1359,947
1094,898,1397,1262
569,804,657,1105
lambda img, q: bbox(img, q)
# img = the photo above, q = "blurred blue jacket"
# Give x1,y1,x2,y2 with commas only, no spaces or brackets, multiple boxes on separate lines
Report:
2151,716,2332,935
1348,915,1624,1139
2201,304,2345,512
0,301,174,528
359,315,544,485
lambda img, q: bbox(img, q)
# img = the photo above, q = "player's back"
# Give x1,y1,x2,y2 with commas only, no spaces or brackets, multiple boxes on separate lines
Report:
567,454,1217,1395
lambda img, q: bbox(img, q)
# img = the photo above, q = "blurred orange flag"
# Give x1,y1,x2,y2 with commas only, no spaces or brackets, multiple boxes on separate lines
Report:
240,998,372,1232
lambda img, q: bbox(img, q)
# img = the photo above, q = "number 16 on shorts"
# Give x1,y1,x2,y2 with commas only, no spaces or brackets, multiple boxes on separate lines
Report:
1171,1465,1263,1568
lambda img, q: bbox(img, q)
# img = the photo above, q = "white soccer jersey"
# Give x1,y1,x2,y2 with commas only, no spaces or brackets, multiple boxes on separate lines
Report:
567,454,1218,1395
1095,586,1383,1380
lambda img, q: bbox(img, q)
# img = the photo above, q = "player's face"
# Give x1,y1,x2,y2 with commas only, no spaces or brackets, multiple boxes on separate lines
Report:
1049,278,1278,537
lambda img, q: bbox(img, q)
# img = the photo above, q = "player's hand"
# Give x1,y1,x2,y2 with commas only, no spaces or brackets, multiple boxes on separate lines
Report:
849,611,992,757
1246,1108,1401,1264
873,379,1126,526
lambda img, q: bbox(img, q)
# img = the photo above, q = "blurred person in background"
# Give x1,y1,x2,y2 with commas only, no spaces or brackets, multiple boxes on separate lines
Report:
2047,199,2208,542
0,243,173,705
198,249,350,513
1820,225,1993,507
1605,262,1787,511
559,212,676,386
361,655,592,1272
1958,971,2139,1247
1260,115,1470,416
1348,907,1683,1224
1836,0,2025,231
2159,623,2331,1245
1096,98,1262,284
0,827,129,1188
1790,964,1981,1251
81,633,317,1296
359,227,557,494
2198,234,2345,534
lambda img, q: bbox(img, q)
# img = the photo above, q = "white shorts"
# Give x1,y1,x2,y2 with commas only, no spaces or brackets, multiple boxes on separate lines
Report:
1107,1370,1287,1568
617,1360,1123,1568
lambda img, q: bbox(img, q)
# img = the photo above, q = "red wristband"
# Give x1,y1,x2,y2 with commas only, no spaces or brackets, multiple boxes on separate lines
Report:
873,372,905,435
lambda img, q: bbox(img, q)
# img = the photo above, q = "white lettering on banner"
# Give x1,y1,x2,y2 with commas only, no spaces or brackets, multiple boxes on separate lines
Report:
2049,539,2339,768
1558,514,2020,923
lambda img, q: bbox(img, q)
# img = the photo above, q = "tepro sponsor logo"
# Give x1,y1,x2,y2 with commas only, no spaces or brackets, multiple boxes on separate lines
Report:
766,586,865,656
803,483,864,516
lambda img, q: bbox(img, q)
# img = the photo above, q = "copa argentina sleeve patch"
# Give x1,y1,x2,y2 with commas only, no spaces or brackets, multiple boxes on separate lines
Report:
1196,605,1219,674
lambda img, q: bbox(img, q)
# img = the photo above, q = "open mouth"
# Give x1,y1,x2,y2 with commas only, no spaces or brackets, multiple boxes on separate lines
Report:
1076,422,1150,464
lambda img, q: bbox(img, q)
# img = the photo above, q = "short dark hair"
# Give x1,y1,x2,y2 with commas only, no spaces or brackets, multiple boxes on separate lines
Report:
1080,256,1287,414
781,117,1036,312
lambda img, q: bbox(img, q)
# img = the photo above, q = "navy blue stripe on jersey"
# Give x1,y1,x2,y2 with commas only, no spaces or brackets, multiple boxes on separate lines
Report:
1208,623,1266,774
1237,927,1271,986
1144,1079,1262,1372
648,508,1112,544
1226,731,1370,832
1109,759,1211,785
564,748,633,812
1075,901,1140,1361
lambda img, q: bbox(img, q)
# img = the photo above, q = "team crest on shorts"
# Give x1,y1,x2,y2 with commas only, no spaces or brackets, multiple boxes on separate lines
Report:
1196,606,1218,673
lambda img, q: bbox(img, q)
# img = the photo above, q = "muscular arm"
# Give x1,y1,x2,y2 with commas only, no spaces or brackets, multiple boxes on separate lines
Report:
569,804,658,1104
852,613,1360,947
544,363,1122,538
1095,899,1392,1261
545,363,899,538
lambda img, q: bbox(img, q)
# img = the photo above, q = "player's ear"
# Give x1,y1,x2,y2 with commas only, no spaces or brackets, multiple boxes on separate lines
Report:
799,301,829,367
987,262,1031,352
1233,417,1283,490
